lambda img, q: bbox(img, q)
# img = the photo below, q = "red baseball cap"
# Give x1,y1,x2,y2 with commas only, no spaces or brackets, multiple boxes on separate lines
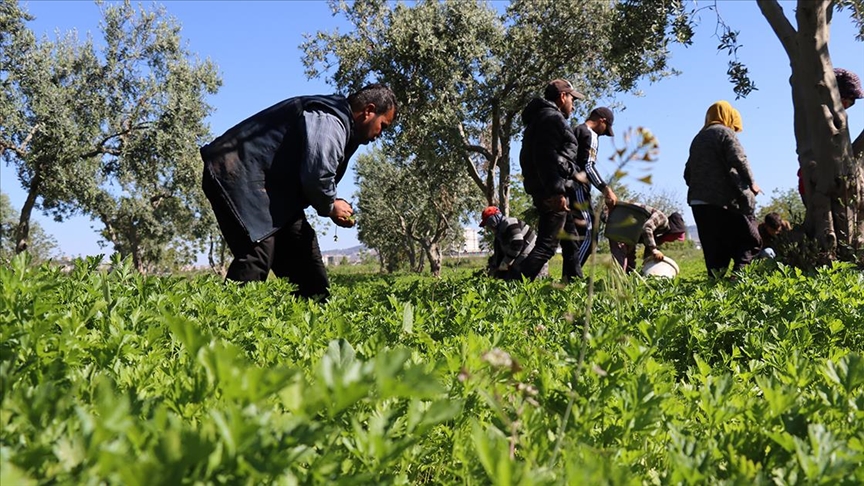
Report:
479,206,500,227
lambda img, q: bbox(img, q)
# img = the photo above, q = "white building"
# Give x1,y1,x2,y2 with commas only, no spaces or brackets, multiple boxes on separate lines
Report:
462,227,481,253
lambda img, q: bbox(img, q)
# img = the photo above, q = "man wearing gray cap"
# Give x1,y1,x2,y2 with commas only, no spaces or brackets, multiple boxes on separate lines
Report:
561,107,618,281
517,79,585,280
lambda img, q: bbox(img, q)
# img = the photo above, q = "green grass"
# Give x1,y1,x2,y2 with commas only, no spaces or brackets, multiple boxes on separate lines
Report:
3,251,863,484
330,243,707,280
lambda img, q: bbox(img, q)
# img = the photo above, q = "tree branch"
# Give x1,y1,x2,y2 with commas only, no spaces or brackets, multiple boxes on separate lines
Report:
757,0,799,58
455,122,488,193
82,146,123,158
0,123,42,158
463,143,493,160
81,122,153,159
149,192,174,208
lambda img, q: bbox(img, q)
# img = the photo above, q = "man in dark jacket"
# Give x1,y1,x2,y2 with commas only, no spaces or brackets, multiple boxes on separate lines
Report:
561,107,618,281
201,84,397,299
479,206,536,280
517,79,584,280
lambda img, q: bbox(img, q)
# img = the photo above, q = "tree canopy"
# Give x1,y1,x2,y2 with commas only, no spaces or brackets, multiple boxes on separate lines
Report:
302,0,688,217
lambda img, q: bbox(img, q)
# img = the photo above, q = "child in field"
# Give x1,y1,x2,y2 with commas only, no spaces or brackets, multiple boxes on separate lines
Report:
756,212,791,259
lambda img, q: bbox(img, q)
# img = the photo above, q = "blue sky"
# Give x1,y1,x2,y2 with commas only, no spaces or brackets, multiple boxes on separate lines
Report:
3,0,863,259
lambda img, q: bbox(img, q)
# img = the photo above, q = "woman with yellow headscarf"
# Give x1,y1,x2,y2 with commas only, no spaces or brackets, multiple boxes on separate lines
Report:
684,100,763,278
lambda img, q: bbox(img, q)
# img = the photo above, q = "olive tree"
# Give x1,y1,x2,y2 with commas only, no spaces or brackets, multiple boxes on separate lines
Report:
756,0,864,255
354,147,480,276
0,0,221,272
623,0,864,256
302,0,687,217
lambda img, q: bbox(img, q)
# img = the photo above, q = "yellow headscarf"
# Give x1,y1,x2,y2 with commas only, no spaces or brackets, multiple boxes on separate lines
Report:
731,108,743,132
703,100,742,132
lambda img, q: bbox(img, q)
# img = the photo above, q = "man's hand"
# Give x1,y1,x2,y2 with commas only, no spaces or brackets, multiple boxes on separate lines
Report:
602,186,618,209
497,261,510,272
543,194,568,212
650,249,664,262
751,182,762,195
330,198,356,228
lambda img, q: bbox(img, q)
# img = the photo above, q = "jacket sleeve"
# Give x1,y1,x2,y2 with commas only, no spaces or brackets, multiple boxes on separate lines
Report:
300,110,348,217
722,130,757,214
641,209,666,251
500,221,527,267
723,131,756,187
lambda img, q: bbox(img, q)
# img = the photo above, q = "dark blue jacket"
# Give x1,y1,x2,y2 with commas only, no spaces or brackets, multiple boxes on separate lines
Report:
201,95,358,242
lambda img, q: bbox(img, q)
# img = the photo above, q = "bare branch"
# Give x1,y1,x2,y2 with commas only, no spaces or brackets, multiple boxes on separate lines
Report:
0,123,42,158
463,143,493,160
456,122,487,190
81,146,123,158
852,127,864,157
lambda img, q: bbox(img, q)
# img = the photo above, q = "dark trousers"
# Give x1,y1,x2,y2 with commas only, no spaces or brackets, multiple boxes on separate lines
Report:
519,196,567,280
560,184,594,281
610,241,637,274
692,204,761,278
203,172,329,300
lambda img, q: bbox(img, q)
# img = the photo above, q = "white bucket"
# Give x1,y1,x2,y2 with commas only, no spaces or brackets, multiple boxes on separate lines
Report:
641,256,680,278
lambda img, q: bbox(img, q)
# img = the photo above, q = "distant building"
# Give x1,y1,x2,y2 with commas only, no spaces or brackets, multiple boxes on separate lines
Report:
463,227,480,253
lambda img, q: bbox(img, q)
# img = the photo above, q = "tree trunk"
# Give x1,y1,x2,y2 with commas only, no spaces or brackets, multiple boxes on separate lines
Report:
378,251,387,273
208,234,228,276
759,0,863,253
128,225,145,274
421,241,442,277
499,138,512,217
405,236,417,270
14,170,43,254
795,0,863,252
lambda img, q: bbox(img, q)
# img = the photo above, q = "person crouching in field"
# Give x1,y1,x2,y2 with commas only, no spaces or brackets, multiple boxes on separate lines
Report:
480,206,537,280
684,100,763,278
609,204,687,274
756,212,791,259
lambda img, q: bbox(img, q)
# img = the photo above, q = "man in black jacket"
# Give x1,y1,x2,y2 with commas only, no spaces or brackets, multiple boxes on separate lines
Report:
201,84,397,299
517,79,584,280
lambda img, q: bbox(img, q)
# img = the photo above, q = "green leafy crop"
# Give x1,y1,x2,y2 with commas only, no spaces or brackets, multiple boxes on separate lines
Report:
2,253,863,483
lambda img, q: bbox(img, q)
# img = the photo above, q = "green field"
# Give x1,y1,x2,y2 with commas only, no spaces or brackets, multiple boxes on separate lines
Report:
2,250,863,484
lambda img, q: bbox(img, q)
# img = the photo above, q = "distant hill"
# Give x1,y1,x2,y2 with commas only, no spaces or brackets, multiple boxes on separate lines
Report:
322,244,368,257
687,225,700,244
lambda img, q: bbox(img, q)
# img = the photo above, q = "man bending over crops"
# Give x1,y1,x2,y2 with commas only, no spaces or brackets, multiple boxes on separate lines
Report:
607,204,686,274
201,84,397,300
479,206,537,280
